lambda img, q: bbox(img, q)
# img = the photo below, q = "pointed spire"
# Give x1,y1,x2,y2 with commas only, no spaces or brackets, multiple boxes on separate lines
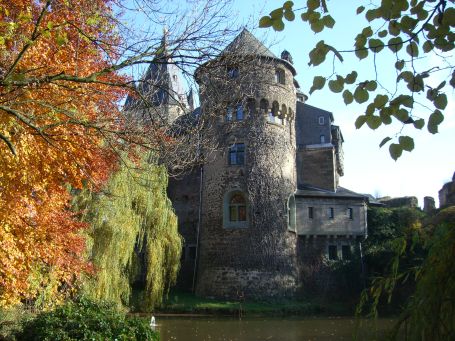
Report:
162,26,169,52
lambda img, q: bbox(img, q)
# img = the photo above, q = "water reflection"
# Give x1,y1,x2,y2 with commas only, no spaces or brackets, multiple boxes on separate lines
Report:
156,316,394,341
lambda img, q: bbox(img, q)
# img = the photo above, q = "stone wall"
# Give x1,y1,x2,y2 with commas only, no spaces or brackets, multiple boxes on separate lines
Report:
168,168,201,291
439,172,455,208
296,146,337,191
296,236,363,300
378,196,418,208
295,197,367,236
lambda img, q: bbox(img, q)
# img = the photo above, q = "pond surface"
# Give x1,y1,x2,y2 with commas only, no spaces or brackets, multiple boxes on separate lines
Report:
155,316,395,341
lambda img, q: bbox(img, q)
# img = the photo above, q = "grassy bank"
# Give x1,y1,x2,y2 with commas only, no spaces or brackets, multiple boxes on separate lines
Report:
156,291,355,317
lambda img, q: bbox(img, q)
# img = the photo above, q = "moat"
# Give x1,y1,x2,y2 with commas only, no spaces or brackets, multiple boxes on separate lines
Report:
155,316,395,340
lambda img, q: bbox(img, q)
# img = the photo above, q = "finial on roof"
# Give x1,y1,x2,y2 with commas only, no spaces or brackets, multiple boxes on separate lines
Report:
160,26,169,55
281,50,293,64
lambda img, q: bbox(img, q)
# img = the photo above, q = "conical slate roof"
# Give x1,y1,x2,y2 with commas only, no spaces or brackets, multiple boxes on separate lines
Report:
221,28,277,58
125,30,188,111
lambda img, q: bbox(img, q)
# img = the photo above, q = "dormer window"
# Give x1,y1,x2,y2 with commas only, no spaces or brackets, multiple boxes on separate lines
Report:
275,69,285,84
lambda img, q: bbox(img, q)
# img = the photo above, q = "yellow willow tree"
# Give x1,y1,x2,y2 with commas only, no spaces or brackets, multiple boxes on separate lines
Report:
73,156,181,310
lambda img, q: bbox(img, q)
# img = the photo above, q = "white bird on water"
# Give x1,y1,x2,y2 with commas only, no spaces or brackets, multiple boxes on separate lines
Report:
150,315,157,330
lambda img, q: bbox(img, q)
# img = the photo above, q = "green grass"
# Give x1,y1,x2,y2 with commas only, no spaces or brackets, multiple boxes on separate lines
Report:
158,291,339,317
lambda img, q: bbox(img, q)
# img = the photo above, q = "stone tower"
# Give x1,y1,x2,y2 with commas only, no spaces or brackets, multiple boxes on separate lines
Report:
194,29,299,299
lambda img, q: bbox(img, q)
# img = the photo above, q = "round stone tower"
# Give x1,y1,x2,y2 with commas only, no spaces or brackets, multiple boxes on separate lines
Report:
194,29,299,300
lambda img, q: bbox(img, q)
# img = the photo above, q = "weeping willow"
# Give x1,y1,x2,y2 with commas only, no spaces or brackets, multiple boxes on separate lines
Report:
73,156,181,310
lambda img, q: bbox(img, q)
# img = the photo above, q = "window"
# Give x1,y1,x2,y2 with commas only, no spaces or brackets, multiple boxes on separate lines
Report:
308,207,314,219
224,190,249,228
236,104,244,120
327,207,334,219
259,99,268,113
341,245,351,260
347,208,353,220
275,69,285,84
328,245,338,260
320,135,325,144
228,143,245,165
246,99,256,115
287,195,296,232
225,107,233,121
227,66,239,78
267,111,276,123
172,74,177,82
318,116,325,125
229,193,247,222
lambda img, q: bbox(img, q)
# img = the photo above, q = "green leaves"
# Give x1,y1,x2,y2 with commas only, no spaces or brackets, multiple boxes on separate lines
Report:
399,136,414,152
259,1,295,31
428,110,444,134
308,40,329,66
343,90,353,104
354,86,369,103
389,143,402,161
258,0,454,160
383,136,415,160
434,93,447,110
379,137,392,148
259,16,273,28
328,75,344,93
369,38,384,52
309,76,326,94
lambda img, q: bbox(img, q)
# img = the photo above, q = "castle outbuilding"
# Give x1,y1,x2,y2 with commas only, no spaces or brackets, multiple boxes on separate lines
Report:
132,29,369,299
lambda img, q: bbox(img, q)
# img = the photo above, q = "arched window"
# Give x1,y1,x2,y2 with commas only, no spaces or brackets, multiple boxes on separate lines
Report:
259,98,268,113
268,101,279,123
275,69,285,84
223,191,249,228
287,194,296,232
281,104,287,125
246,98,256,116
229,193,247,222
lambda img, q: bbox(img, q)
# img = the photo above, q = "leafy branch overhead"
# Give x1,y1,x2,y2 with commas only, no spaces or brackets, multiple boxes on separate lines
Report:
260,0,454,160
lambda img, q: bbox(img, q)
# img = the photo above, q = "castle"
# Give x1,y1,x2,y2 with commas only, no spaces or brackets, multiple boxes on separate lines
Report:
128,29,369,299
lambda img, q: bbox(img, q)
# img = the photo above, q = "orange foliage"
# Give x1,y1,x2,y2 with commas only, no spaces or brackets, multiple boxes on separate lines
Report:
0,0,128,306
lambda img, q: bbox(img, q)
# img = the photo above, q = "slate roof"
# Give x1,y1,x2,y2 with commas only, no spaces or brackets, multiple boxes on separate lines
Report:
219,28,296,75
295,185,368,200
125,34,187,110
221,28,277,58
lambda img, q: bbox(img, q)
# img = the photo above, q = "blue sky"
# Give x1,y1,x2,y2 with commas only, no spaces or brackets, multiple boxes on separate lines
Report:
230,0,454,206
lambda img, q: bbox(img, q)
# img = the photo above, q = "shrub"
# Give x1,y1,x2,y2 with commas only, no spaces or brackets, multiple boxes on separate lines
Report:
15,298,158,341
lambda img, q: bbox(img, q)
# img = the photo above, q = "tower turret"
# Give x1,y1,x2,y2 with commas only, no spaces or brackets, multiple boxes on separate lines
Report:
194,29,299,299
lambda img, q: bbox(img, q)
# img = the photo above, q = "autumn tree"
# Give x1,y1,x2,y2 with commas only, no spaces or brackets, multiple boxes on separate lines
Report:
259,0,454,159
0,0,244,307
0,0,128,307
